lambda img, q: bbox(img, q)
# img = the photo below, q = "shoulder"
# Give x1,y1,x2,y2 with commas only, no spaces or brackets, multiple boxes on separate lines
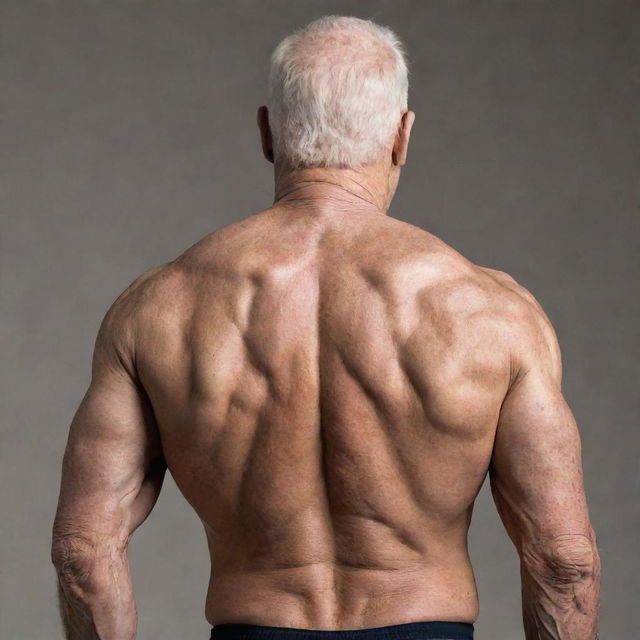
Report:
94,261,181,375
412,253,562,390
101,261,179,325
478,266,546,315
476,266,562,384
389,233,558,360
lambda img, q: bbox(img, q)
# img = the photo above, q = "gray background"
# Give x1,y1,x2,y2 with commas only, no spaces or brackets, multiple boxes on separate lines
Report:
1,1,638,638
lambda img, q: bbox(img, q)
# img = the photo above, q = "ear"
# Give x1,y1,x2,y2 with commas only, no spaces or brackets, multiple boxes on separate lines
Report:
392,110,415,167
257,105,274,164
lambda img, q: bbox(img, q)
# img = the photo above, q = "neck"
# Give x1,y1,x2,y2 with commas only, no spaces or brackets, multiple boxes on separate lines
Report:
272,163,398,215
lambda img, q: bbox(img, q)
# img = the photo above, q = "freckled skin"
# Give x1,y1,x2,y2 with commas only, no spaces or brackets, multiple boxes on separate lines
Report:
132,206,522,629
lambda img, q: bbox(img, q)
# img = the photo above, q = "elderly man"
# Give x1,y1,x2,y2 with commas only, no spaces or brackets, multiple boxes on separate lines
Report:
52,15,600,640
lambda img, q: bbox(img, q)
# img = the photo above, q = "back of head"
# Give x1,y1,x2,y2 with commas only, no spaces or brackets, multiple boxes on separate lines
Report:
267,15,409,170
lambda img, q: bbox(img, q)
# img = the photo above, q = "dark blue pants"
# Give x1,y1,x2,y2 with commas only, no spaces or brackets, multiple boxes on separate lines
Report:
210,621,474,640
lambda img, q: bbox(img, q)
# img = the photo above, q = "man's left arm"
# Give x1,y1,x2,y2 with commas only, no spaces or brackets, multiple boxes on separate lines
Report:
51,286,166,640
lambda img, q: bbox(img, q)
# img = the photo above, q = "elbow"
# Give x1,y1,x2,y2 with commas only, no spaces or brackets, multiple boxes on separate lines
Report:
51,530,127,596
51,534,98,592
522,530,601,590
51,519,130,573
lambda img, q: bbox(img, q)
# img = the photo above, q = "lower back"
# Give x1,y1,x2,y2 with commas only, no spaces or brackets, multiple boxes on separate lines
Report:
205,556,479,628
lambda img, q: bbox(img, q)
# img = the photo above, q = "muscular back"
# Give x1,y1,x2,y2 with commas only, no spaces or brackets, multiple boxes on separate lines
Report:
131,206,520,628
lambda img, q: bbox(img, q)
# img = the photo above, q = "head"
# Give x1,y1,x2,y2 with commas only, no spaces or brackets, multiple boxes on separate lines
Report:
258,15,415,210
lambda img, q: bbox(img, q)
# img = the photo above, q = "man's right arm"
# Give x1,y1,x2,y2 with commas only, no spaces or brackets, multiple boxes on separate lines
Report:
489,289,601,639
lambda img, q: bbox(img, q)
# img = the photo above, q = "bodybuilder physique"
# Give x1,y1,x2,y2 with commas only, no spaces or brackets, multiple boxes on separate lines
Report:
51,103,600,640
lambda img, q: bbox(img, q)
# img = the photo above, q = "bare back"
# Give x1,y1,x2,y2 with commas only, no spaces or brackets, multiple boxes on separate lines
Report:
133,206,521,628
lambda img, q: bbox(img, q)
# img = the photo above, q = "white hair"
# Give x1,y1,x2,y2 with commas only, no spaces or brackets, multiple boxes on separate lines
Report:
267,15,409,169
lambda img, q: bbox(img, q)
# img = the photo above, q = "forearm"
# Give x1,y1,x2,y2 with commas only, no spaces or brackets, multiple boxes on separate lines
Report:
53,537,137,640
520,535,601,640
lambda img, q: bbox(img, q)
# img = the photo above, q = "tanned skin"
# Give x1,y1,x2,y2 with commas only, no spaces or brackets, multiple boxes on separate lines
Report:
52,106,600,639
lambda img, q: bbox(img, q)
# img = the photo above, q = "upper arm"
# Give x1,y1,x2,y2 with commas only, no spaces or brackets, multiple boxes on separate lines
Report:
489,290,595,565
52,281,166,556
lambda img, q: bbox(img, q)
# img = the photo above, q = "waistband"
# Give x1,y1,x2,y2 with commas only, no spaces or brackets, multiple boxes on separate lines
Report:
210,621,474,640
